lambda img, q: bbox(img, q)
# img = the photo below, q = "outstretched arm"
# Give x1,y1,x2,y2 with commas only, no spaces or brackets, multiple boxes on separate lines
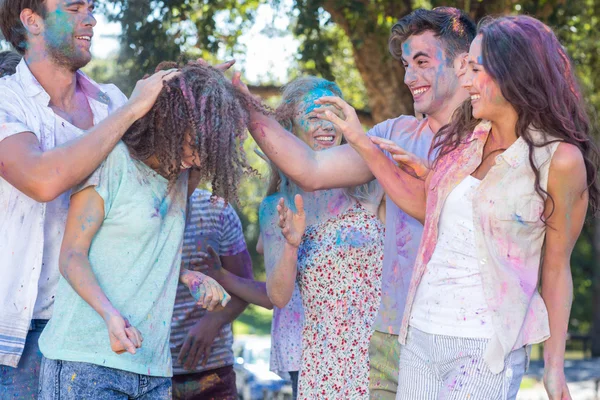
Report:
0,69,179,202
313,96,428,222
232,73,373,191
266,195,306,308
59,186,142,355
198,247,273,310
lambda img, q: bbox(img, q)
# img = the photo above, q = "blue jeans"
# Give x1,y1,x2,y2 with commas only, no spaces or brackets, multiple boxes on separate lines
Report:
38,357,172,399
0,319,47,400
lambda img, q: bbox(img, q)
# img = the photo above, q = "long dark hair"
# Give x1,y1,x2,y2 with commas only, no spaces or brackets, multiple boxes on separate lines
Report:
123,61,269,204
431,15,600,215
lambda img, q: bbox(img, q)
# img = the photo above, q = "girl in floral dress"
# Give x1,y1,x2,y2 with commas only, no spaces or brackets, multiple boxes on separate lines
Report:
266,79,385,400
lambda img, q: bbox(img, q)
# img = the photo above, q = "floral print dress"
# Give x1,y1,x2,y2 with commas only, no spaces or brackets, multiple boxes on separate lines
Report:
296,202,384,399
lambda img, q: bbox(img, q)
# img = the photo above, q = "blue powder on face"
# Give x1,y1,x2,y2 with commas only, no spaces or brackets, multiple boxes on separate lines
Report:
402,41,412,58
301,88,336,114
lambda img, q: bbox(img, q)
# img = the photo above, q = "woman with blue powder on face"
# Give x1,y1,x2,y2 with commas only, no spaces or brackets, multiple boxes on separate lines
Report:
37,61,268,399
205,77,385,399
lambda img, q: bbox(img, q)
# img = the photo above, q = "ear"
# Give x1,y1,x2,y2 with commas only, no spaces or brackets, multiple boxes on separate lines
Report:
20,8,43,36
454,52,469,80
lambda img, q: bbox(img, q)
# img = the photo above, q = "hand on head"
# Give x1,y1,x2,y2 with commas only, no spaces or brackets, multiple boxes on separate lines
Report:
311,96,366,145
277,194,306,248
128,68,181,120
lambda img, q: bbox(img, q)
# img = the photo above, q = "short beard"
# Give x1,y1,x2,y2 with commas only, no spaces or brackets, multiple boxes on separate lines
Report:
46,42,90,72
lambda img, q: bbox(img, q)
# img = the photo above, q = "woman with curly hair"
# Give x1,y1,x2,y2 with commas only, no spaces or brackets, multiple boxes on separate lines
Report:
38,61,265,399
315,15,599,399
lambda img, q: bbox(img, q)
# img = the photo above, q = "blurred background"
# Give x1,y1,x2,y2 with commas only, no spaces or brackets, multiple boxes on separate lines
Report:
2,1,599,398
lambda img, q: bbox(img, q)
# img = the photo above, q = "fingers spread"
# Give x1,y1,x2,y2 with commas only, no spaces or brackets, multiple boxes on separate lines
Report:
215,59,236,71
314,96,345,111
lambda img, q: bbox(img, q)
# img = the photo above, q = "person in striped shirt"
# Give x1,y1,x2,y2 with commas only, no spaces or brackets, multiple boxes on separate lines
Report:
171,188,253,400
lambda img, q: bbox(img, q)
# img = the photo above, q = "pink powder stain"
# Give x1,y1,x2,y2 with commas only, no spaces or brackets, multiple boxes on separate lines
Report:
326,193,346,215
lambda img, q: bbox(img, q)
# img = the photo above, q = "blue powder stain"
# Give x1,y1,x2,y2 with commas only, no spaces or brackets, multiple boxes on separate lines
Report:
151,197,170,218
477,55,483,65
514,213,526,225
335,227,369,247
302,88,336,114
402,41,411,58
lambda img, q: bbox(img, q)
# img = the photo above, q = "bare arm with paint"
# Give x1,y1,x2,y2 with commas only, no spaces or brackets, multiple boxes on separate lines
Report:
197,247,274,310
179,268,230,312
59,186,142,355
267,195,306,308
178,248,253,370
231,73,373,191
541,143,588,400
313,96,428,223
0,69,178,202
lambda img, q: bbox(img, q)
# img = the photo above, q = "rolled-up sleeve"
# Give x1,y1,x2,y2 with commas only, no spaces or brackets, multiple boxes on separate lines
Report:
0,92,35,143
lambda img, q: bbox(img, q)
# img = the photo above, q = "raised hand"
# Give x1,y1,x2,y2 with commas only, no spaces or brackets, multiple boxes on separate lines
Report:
189,245,224,282
310,96,366,145
277,194,306,248
369,136,430,180
194,58,236,72
104,313,143,355
181,269,230,311
127,68,181,120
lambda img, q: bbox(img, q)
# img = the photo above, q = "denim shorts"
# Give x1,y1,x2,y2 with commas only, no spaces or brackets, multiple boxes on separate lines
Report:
397,327,530,400
38,357,172,399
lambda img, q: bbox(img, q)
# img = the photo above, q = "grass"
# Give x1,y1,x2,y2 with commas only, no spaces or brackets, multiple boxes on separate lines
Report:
520,377,538,389
232,304,273,336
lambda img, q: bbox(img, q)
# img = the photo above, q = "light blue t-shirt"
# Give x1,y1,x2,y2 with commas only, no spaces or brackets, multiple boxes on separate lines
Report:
39,141,188,377
366,116,435,335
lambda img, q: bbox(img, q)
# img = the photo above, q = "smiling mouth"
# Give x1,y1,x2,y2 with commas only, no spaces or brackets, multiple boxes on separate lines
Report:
315,135,335,143
471,94,481,101
181,160,193,169
412,86,430,97
75,36,92,43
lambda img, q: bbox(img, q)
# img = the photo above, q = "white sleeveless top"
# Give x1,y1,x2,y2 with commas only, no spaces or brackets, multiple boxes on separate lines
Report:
410,175,494,338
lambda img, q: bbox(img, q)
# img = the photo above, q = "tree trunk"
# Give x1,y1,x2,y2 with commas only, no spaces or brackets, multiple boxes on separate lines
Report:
348,33,414,124
323,4,414,124
592,217,600,356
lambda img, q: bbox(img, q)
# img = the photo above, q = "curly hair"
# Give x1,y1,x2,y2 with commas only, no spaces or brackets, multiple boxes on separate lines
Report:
431,15,600,216
0,50,21,77
122,61,269,204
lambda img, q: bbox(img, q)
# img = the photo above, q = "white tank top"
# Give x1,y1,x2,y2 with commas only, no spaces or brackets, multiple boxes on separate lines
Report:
410,175,494,338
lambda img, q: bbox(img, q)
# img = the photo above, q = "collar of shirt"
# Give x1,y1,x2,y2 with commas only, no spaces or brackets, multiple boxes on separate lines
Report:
16,59,111,107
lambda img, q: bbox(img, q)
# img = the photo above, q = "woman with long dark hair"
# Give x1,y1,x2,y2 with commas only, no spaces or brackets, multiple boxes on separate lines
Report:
313,15,599,400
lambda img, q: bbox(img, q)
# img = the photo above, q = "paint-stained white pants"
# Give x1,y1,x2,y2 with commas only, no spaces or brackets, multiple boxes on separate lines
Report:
396,327,529,400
